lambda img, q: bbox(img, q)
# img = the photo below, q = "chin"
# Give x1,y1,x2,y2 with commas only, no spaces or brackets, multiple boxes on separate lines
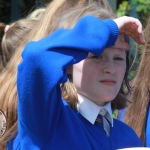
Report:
103,93,117,100
104,99,113,103
103,96,116,102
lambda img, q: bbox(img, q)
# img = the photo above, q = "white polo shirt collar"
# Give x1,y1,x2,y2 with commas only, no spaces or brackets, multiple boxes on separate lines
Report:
77,94,113,127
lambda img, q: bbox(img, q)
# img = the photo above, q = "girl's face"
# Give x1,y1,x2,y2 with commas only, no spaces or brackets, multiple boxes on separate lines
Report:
72,47,126,106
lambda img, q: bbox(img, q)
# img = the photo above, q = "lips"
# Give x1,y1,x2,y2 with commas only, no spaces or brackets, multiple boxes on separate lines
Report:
99,79,116,86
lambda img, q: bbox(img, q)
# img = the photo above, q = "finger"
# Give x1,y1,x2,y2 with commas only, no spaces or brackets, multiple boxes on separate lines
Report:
126,31,140,42
126,17,142,33
128,19,145,44
120,25,139,39
132,18,142,33
139,33,145,44
122,29,140,43
127,31,145,45
122,27,145,44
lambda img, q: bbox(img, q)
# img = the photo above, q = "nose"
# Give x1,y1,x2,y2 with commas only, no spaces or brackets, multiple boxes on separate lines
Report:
102,60,115,75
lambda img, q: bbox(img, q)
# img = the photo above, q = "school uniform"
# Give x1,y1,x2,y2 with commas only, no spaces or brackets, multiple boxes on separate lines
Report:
7,15,142,149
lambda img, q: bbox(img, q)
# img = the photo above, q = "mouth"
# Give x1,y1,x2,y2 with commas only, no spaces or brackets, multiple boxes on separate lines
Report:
99,79,116,86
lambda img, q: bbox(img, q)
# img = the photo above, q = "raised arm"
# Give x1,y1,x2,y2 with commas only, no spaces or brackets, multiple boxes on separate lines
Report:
17,15,144,148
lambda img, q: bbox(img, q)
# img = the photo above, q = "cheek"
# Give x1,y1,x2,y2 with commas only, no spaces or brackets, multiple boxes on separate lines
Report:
72,61,84,89
82,62,100,82
72,61,99,89
117,64,126,81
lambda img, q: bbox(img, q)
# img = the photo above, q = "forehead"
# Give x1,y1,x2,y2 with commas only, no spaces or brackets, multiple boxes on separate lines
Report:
88,47,127,57
102,47,126,55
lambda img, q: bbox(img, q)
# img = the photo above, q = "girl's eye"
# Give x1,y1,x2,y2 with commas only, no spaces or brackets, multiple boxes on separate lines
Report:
91,55,103,59
114,57,124,61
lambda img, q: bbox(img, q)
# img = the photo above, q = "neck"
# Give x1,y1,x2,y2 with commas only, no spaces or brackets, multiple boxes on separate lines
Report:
78,93,106,106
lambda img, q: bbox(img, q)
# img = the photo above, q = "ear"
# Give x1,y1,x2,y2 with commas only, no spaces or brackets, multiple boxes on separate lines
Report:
67,67,72,74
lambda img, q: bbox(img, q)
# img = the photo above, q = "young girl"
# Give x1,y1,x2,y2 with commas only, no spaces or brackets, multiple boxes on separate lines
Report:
0,0,117,149
124,17,150,147
13,3,145,150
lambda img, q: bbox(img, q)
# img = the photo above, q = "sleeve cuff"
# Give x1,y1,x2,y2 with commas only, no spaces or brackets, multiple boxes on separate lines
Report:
103,19,119,47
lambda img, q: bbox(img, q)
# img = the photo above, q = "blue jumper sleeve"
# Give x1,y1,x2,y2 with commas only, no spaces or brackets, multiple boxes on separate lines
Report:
17,15,118,148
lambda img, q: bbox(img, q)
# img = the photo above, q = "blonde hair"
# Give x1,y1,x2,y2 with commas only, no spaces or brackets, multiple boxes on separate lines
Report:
124,17,150,145
0,19,38,72
0,0,115,148
0,7,46,73
27,8,46,19
29,0,114,40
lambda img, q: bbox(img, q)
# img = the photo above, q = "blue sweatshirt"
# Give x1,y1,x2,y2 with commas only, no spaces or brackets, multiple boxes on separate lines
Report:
8,16,142,150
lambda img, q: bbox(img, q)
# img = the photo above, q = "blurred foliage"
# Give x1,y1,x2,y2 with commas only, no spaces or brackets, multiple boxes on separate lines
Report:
18,0,25,8
117,0,150,17
0,0,4,7
113,110,118,118
133,0,150,13
116,0,150,28
116,1,129,16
